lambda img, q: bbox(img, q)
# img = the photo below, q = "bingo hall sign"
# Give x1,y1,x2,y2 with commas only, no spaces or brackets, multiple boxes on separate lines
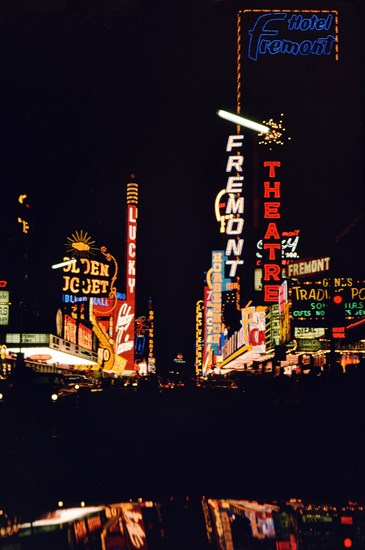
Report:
215,135,245,278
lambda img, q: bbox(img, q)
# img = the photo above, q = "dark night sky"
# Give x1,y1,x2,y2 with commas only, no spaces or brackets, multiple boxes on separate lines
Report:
0,0,364,369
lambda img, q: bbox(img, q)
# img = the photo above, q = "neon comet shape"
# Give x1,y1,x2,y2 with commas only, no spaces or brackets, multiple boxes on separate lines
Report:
217,110,269,133
51,259,77,270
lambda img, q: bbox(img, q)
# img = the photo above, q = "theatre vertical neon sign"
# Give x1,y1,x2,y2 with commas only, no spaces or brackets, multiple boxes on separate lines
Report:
262,161,282,303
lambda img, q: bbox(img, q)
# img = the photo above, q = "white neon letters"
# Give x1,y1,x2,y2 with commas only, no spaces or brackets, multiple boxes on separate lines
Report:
224,134,245,277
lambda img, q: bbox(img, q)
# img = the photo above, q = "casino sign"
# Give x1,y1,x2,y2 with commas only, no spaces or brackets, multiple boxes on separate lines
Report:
60,231,118,299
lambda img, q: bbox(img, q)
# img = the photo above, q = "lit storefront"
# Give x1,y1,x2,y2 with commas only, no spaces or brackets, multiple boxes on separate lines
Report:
5,332,98,372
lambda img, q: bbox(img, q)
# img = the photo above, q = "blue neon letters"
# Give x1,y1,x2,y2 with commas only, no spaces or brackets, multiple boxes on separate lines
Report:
248,12,336,61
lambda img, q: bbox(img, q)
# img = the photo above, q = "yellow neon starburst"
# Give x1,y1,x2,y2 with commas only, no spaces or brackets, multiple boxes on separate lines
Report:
258,113,292,150
65,230,98,257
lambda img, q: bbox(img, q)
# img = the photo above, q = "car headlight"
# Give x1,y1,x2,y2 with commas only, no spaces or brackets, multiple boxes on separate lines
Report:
51,393,59,401
0,392,4,401
75,384,80,390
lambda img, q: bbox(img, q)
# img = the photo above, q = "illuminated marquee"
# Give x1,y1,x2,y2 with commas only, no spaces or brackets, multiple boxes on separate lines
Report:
243,10,338,61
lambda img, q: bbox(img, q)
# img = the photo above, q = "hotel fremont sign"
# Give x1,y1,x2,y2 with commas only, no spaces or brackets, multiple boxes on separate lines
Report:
244,10,338,62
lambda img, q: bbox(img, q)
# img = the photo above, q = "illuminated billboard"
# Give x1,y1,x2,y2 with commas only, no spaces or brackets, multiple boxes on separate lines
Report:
289,277,365,324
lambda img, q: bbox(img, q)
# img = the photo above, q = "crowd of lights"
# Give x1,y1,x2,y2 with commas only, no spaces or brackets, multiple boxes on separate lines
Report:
258,114,291,149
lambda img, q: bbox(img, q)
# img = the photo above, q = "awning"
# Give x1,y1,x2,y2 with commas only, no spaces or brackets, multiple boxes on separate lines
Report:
6,346,99,367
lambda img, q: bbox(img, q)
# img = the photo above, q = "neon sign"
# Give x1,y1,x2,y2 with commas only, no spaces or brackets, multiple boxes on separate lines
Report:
118,178,138,371
262,161,282,302
289,278,365,322
148,301,155,368
285,256,330,278
204,283,215,368
241,305,266,353
256,231,300,264
62,257,111,295
195,299,204,374
115,302,134,355
216,135,245,277
211,251,224,350
246,11,337,61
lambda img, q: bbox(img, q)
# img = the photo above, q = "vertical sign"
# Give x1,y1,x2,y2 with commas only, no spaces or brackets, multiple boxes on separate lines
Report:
216,135,245,278
211,251,224,357
279,280,291,344
262,161,282,302
115,176,138,372
203,283,215,375
195,299,204,376
148,298,155,373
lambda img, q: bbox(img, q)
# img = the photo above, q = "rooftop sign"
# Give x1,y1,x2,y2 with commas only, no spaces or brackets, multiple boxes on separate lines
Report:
285,257,330,278
241,10,339,62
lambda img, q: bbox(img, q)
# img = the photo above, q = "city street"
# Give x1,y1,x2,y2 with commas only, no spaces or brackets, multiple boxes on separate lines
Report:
1,371,364,520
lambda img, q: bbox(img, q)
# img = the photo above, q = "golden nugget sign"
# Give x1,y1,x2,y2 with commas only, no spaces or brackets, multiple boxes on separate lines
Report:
61,231,117,297
62,258,111,295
